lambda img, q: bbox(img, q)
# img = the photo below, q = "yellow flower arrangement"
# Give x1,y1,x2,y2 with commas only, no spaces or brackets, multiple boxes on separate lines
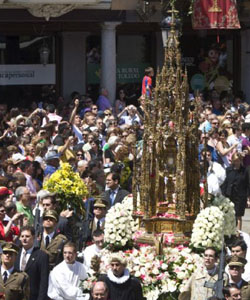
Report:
43,162,88,215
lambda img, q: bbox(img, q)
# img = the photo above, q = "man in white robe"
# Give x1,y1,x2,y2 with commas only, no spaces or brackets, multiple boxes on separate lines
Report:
83,229,104,273
201,150,226,195
48,242,89,300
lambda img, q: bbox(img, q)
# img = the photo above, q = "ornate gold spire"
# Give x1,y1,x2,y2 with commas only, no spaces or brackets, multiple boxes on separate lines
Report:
134,5,200,237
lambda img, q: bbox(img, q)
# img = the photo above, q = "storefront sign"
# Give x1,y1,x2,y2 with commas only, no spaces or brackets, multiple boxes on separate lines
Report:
117,65,144,82
0,64,56,85
182,57,195,67
87,63,149,84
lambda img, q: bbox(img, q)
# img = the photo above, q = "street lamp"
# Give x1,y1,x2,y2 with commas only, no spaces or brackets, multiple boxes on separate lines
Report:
161,16,172,48
161,15,181,48
39,38,50,66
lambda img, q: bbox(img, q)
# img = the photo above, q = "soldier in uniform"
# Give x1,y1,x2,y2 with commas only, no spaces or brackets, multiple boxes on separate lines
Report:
178,247,226,300
82,198,107,246
0,242,29,300
227,255,250,300
40,209,68,270
89,199,107,233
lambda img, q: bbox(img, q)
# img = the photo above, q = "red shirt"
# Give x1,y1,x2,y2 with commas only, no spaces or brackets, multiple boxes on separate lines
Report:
0,220,20,242
142,75,152,97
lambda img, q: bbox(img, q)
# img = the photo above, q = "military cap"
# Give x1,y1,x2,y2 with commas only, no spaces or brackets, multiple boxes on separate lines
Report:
228,255,247,267
43,209,58,222
2,242,19,254
94,198,108,208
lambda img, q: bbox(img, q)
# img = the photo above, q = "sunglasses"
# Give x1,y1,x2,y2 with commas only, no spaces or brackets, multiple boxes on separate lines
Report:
3,251,14,256
77,153,83,156
105,113,112,116
43,217,55,221
229,265,241,270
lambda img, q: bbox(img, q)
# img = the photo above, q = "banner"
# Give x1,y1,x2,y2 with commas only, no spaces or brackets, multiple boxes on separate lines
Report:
0,64,56,85
192,0,240,29
87,63,150,84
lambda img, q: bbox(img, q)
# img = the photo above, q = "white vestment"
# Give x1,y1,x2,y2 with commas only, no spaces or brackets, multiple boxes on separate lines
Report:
83,243,101,273
48,260,89,300
207,161,226,195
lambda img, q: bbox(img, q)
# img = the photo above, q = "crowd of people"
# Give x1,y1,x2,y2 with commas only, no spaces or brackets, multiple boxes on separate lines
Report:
0,66,249,299
198,92,250,230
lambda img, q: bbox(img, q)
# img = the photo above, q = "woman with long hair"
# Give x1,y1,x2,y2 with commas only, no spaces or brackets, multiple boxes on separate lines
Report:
216,129,238,168
115,89,127,116
85,140,103,163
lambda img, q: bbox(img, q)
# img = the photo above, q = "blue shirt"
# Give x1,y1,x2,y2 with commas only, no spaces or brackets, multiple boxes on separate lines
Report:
44,165,58,176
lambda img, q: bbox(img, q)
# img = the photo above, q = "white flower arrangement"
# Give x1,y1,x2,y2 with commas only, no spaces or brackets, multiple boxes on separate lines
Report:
87,245,202,300
211,195,237,237
104,195,139,249
191,206,224,250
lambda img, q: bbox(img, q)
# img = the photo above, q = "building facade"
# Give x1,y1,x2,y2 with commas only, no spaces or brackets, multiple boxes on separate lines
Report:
0,0,246,105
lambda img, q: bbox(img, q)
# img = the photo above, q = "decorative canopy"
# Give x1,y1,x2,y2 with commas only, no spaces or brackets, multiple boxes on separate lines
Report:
192,0,241,30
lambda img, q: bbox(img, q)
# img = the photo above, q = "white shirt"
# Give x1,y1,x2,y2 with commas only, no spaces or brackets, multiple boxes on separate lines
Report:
83,244,101,273
19,246,34,270
1,266,14,280
207,161,226,195
121,114,140,126
42,113,62,127
48,260,89,300
24,173,37,194
227,135,242,153
44,231,55,245
94,217,105,227
72,125,83,143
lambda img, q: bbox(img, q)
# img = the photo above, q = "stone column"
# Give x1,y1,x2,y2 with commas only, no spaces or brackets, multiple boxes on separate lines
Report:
241,29,250,102
62,32,88,101
101,22,120,106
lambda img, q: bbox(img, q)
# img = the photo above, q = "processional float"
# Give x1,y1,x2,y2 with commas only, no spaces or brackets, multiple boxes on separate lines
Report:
132,8,201,245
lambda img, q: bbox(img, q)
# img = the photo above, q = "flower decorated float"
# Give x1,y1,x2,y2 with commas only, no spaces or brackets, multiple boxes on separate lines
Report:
81,193,236,299
82,196,204,300
81,6,237,300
